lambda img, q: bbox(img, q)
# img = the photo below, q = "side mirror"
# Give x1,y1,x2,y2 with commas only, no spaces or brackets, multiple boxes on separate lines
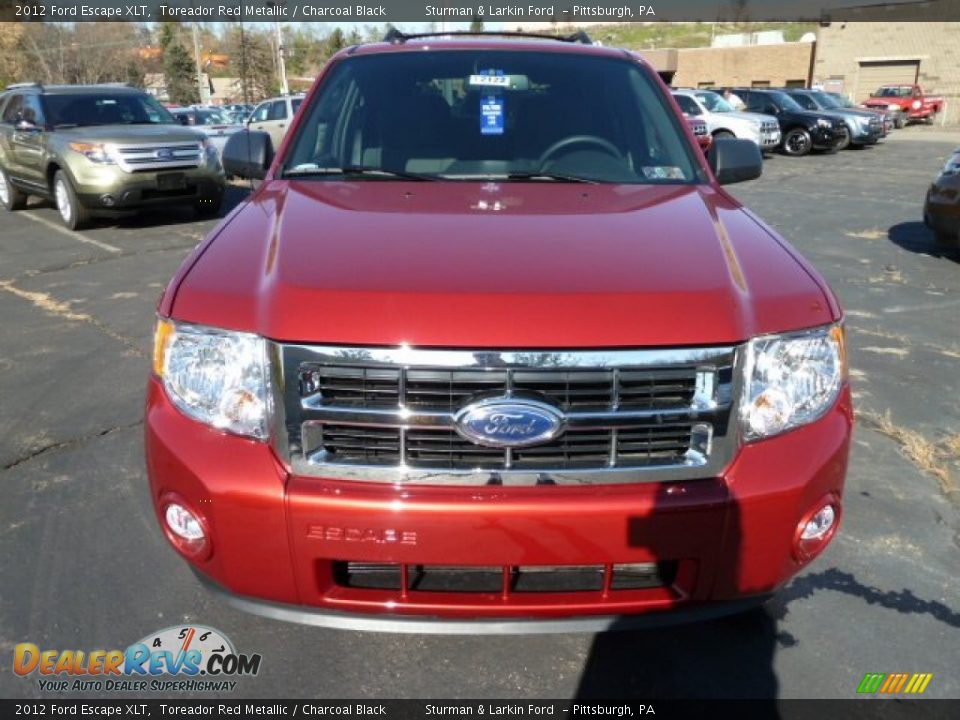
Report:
708,138,762,185
177,115,190,126
222,129,273,180
15,119,40,132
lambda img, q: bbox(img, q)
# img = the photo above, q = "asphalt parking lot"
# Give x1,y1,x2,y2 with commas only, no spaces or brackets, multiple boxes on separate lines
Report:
1,130,958,701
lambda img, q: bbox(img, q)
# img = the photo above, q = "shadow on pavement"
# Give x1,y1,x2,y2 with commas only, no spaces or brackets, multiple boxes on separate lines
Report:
888,221,960,263
574,483,780,706
770,568,960,630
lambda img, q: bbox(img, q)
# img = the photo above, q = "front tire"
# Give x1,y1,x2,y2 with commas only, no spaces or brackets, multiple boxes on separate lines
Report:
894,112,906,129
781,128,812,157
53,170,91,230
0,166,28,211
835,128,851,151
713,130,736,141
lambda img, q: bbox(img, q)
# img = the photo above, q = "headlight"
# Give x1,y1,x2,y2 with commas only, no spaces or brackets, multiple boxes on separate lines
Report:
944,154,960,174
69,142,115,164
816,118,832,128
887,104,899,111
741,323,847,441
153,318,271,440
201,137,220,164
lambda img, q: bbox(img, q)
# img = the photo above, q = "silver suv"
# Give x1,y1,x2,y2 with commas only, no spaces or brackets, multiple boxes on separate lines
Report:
673,89,781,152
246,94,305,150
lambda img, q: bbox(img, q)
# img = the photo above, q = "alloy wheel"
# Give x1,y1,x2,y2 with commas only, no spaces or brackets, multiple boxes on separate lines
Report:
55,178,72,224
786,131,811,155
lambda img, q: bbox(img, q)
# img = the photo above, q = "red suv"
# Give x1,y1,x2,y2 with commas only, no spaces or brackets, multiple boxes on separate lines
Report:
147,33,852,631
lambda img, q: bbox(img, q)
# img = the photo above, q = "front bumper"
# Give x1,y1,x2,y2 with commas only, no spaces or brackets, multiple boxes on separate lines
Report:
849,125,882,145
71,165,225,211
810,126,843,149
759,131,781,150
145,378,853,626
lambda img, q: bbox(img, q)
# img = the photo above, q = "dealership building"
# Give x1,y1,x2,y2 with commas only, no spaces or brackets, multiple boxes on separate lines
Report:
644,9,960,124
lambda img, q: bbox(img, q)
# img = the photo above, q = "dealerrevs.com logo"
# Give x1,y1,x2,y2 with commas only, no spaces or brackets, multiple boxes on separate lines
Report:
13,625,262,693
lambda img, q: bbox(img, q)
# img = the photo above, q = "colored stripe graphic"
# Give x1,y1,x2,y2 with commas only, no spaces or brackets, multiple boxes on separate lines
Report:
858,672,932,694
857,673,885,693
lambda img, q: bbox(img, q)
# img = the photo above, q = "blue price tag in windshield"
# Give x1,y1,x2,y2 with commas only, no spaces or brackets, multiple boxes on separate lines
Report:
481,95,504,135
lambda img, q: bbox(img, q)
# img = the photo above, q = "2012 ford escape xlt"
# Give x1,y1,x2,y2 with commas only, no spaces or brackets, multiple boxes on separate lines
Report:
146,32,852,632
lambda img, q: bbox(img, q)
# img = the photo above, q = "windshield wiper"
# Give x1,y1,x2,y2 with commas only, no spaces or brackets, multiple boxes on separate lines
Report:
506,171,599,184
283,165,436,181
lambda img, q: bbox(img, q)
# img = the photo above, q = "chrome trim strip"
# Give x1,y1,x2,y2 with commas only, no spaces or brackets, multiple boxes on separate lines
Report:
281,344,735,369
299,405,726,429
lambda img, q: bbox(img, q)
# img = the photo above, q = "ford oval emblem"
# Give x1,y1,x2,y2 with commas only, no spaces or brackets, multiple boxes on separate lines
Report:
454,398,564,449
155,148,174,159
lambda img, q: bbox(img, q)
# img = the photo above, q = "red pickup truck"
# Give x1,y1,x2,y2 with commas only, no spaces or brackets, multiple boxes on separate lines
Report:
146,32,852,632
863,84,944,126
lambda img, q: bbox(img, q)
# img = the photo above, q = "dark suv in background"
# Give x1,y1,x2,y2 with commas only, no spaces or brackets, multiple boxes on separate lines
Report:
0,83,225,229
735,88,847,157
784,88,884,149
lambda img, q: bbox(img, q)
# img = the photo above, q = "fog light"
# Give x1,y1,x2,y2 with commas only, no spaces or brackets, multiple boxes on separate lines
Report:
165,503,204,541
100,194,116,207
161,498,210,559
794,498,840,562
801,505,835,541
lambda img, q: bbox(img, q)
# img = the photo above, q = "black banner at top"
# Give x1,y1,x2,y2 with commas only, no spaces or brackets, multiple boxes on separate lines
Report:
1,0,960,23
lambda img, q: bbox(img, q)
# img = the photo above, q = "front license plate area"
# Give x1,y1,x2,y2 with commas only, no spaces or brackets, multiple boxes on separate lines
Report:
157,172,186,191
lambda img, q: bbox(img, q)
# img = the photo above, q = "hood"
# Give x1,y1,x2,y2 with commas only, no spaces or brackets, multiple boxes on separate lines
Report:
53,124,206,144
864,97,904,107
170,181,836,347
725,110,777,126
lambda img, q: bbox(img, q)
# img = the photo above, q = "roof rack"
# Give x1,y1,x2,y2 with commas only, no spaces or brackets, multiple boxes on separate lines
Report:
5,82,42,90
382,28,594,45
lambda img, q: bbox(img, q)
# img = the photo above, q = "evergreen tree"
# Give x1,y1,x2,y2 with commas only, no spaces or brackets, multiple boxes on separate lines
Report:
164,41,199,105
325,28,346,59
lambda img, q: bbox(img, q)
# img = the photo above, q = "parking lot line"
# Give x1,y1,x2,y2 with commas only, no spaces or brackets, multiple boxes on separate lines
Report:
21,211,122,254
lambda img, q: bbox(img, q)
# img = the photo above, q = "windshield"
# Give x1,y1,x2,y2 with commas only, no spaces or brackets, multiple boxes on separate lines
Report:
283,50,703,184
827,93,854,108
673,94,702,116
43,92,175,127
195,110,229,125
768,91,804,112
695,91,735,113
811,91,841,109
875,86,911,97
789,93,819,111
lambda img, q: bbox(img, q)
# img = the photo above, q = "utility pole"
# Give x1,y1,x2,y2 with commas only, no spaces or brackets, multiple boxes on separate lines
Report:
275,21,289,95
265,1,289,95
192,23,205,104
239,21,249,104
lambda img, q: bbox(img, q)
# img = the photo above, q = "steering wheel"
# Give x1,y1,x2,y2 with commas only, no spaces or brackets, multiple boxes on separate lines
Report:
538,135,623,167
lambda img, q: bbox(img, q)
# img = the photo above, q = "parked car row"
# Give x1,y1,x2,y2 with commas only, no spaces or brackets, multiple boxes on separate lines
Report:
673,86,909,158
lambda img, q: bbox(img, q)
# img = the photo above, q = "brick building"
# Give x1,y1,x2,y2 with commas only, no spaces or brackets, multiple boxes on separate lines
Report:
813,20,960,123
666,42,816,89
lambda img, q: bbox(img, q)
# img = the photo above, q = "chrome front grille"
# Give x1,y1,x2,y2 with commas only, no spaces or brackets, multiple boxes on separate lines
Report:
112,141,203,172
300,365,699,412
274,345,741,486
315,423,708,471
